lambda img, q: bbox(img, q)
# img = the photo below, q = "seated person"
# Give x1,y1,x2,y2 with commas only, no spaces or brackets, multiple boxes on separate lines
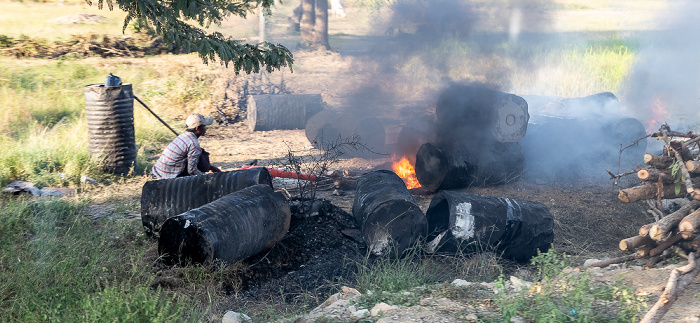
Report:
152,113,221,179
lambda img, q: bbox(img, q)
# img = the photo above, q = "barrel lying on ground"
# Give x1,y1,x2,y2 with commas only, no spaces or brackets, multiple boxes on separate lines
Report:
425,191,553,262
521,92,621,121
435,84,529,143
414,141,524,191
305,110,386,157
84,83,136,175
352,170,427,256
141,168,272,234
247,94,323,131
158,184,291,264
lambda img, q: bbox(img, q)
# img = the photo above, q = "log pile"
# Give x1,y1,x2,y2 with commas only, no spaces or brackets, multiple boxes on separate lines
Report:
601,124,700,322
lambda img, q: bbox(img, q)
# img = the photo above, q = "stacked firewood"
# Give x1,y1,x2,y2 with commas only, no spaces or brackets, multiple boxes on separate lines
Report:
600,124,700,322
616,124,700,259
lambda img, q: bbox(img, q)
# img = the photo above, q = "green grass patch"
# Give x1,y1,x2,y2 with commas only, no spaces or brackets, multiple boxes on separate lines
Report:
0,56,214,186
0,197,197,321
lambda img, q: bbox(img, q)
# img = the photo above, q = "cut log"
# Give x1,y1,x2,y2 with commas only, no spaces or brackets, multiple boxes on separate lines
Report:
414,141,524,191
618,182,686,203
644,153,673,169
679,208,700,239
247,94,323,131
649,233,684,257
639,252,700,323
679,235,699,252
649,200,700,241
685,160,700,173
639,223,652,237
636,245,654,258
619,235,656,251
435,84,529,142
637,168,674,183
425,191,554,262
670,140,694,162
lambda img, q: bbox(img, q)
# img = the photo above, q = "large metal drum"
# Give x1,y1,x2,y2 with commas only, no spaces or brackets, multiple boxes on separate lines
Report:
84,83,136,175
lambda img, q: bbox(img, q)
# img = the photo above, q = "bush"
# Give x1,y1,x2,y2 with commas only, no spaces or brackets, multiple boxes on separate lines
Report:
495,249,647,322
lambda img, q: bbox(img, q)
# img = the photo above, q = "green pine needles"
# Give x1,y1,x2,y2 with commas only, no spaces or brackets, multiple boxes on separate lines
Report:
85,0,294,74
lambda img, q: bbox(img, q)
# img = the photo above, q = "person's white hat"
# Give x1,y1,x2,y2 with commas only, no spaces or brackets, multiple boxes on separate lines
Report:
186,113,214,129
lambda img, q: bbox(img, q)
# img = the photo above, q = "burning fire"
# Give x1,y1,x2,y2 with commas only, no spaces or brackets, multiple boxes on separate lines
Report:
392,155,421,189
647,97,668,132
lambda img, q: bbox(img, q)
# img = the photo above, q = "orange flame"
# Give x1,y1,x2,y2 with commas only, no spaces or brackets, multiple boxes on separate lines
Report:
392,155,421,189
647,97,668,132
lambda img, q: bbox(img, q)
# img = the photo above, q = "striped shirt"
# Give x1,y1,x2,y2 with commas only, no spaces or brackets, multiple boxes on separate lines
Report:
152,132,204,179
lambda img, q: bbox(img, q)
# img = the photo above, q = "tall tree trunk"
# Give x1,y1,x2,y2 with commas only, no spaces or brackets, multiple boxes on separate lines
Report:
300,0,316,45
313,0,330,50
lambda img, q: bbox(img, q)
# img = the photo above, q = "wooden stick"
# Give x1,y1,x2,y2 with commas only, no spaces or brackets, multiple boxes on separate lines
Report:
679,208,700,239
639,252,700,323
583,254,636,269
649,233,684,257
643,153,673,169
650,200,700,241
620,235,656,251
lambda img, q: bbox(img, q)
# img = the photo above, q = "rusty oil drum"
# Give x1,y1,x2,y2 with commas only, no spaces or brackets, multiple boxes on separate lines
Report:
158,184,291,264
84,83,136,175
140,168,272,234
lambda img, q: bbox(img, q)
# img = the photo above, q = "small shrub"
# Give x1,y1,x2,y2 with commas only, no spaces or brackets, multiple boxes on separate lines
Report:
495,249,647,322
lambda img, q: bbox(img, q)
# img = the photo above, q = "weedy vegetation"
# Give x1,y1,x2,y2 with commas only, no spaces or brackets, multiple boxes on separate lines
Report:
495,249,647,322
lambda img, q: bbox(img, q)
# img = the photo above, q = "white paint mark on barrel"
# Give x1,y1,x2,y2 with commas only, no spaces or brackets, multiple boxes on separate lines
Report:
452,202,475,239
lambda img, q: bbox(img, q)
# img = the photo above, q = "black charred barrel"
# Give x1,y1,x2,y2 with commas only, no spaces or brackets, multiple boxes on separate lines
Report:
247,94,323,131
426,191,553,262
352,170,427,256
158,184,291,264
396,117,437,165
141,168,272,233
305,110,386,157
84,83,136,175
414,141,524,192
435,84,529,143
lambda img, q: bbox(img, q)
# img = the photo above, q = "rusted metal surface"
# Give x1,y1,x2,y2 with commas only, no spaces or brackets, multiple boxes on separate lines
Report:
158,184,291,264
140,168,272,233
247,94,323,131
84,83,136,175
352,170,427,256
426,191,553,262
